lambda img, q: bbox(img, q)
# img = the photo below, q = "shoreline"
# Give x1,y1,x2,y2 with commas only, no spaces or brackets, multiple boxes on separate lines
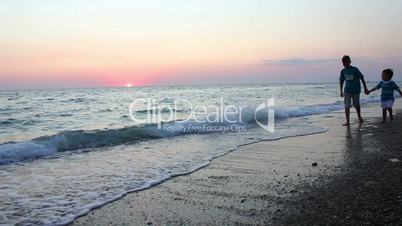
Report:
63,126,329,225
72,103,402,225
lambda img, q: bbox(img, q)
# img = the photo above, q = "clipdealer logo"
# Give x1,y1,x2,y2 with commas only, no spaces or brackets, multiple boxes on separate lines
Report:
129,98,275,133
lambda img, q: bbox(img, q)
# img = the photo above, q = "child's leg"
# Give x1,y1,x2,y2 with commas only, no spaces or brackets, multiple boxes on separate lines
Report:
382,108,387,122
388,108,393,120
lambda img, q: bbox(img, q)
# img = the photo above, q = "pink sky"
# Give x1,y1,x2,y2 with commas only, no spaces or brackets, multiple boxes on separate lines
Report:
1,0,402,89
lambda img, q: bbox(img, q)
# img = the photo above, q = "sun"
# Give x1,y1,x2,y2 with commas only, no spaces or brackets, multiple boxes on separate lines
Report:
125,83,133,88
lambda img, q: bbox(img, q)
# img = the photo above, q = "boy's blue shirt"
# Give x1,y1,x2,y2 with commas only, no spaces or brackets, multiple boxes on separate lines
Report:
339,66,364,94
376,80,400,101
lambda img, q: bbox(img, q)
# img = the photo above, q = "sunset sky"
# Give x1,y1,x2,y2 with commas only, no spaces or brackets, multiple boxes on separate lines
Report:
1,0,402,89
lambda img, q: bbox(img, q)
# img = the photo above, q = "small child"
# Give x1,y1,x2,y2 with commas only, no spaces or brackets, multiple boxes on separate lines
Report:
367,69,402,122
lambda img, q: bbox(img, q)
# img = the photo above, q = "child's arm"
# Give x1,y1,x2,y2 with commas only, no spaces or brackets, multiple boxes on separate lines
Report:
397,88,402,97
368,82,383,95
395,83,402,97
367,86,378,95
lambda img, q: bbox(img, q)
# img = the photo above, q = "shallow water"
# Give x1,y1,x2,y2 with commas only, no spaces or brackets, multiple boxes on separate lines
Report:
0,82,389,225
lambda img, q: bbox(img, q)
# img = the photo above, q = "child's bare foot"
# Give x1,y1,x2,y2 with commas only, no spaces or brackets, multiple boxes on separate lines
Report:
358,117,364,123
342,122,350,126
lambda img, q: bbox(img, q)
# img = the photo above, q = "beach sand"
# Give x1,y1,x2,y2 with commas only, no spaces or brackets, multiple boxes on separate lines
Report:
72,104,402,225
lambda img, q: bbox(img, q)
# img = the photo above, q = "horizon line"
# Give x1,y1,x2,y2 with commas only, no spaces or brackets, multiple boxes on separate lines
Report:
0,80,396,92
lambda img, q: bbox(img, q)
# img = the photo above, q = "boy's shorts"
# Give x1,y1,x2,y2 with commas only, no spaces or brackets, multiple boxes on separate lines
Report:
344,93,360,108
381,99,394,109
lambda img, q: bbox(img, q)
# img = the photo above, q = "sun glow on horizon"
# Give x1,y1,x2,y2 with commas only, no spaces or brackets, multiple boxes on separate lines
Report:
1,0,402,89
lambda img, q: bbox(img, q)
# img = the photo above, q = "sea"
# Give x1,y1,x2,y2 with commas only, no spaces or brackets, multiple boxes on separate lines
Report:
0,82,389,225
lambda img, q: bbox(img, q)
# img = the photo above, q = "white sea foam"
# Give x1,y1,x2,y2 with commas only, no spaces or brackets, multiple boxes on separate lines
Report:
0,122,327,225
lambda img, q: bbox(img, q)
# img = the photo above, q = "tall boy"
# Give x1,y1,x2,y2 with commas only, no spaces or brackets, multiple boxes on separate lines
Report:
339,55,369,126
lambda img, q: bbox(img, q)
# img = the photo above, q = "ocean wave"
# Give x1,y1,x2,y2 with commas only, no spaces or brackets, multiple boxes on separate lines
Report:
0,125,163,165
0,142,57,165
1,118,22,125
0,118,39,128
0,96,380,165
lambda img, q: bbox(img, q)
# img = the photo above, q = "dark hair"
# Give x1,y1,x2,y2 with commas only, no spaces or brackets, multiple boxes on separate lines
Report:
342,55,351,63
383,68,394,79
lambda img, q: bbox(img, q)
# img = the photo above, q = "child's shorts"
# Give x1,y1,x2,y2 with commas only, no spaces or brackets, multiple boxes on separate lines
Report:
344,93,360,108
381,99,394,109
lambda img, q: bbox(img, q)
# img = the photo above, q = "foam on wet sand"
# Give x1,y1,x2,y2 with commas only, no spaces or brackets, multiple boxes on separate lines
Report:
72,103,402,225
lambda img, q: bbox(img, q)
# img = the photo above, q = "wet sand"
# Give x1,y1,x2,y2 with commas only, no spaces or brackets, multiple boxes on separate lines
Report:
72,104,402,225
274,108,402,225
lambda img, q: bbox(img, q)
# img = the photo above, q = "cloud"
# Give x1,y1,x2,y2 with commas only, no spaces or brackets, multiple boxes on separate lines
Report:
263,58,338,65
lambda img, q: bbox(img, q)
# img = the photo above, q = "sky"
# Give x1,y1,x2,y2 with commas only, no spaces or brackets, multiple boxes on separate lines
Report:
1,0,402,89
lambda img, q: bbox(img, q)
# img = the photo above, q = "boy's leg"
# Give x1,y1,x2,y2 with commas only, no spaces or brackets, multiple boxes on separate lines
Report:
344,108,350,126
388,108,393,120
382,108,387,122
353,94,363,123
355,106,363,122
343,93,352,126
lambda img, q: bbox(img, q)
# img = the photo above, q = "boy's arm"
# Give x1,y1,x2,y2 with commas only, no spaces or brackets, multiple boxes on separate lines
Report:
357,68,369,94
361,77,369,94
339,71,345,97
339,80,344,97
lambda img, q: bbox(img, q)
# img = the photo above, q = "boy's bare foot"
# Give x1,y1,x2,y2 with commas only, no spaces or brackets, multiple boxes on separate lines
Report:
342,122,350,126
358,117,364,123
